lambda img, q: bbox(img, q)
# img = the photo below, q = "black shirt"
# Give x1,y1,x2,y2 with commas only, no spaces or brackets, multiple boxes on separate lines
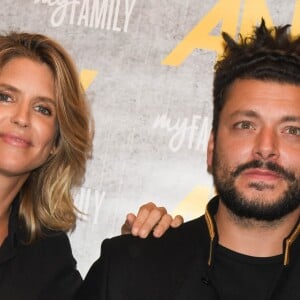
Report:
212,244,282,300
0,197,82,300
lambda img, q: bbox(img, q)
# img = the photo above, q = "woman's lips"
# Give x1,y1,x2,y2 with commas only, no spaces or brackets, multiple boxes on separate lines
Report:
0,133,32,148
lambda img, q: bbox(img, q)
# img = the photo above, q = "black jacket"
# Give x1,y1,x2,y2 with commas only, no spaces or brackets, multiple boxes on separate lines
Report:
77,197,300,300
0,198,82,300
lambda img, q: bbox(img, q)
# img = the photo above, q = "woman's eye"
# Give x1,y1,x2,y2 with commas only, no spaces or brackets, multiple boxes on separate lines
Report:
0,93,12,102
234,121,254,130
34,105,52,116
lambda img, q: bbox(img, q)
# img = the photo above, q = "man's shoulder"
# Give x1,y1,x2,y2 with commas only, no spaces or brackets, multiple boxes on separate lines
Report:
102,215,209,258
78,215,211,299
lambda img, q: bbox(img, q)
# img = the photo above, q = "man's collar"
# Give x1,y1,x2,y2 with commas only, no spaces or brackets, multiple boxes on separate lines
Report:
204,196,300,266
204,196,219,266
283,220,300,265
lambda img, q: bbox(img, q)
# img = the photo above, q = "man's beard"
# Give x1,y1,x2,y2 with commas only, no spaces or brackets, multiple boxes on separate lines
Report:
212,152,300,221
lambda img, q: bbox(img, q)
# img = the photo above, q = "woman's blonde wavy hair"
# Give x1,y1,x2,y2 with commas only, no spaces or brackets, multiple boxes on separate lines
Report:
0,32,93,242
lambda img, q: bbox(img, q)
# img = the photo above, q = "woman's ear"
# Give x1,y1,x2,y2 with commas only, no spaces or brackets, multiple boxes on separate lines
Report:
49,145,57,156
207,131,214,174
50,129,60,156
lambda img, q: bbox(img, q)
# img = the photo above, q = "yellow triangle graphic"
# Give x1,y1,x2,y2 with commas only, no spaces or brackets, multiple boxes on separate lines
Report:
172,185,214,220
80,69,98,90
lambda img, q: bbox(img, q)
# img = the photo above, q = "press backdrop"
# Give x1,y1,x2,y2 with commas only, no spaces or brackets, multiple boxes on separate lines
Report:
1,0,298,276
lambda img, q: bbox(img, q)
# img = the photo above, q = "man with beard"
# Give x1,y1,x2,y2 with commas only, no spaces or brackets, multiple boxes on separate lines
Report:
77,20,300,300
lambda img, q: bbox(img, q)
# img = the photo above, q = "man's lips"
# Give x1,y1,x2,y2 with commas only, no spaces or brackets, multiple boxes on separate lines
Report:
232,160,296,182
242,168,282,181
0,133,32,148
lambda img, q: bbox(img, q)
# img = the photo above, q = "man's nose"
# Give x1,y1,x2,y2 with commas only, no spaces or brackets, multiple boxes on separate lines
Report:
252,127,279,161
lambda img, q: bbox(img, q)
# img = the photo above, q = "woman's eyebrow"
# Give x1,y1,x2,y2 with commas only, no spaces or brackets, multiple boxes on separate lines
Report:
0,83,55,105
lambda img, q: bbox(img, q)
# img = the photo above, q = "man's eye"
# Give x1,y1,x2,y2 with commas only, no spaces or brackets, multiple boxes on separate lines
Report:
34,105,52,116
234,121,254,130
286,126,300,136
0,93,12,102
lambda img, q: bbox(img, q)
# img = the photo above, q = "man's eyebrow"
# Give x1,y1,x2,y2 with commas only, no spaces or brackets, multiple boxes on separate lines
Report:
229,110,259,118
229,110,300,123
0,83,19,93
280,115,300,123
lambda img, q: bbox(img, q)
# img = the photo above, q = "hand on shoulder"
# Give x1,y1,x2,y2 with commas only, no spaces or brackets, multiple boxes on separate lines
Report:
121,202,184,238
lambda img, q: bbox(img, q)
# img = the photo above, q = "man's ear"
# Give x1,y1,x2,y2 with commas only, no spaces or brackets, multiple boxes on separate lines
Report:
207,131,214,174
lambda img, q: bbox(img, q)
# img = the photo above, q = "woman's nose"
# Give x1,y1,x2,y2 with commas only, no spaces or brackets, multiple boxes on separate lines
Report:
10,102,31,128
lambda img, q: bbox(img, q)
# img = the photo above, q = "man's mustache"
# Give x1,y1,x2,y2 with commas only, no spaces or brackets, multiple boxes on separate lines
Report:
231,160,296,182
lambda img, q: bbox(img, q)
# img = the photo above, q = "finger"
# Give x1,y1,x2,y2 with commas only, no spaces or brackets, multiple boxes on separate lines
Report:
131,202,160,235
153,214,173,238
121,213,136,235
170,215,184,228
134,206,167,238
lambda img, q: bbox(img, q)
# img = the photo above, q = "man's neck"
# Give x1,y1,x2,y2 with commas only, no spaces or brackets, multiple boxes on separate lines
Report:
214,200,300,257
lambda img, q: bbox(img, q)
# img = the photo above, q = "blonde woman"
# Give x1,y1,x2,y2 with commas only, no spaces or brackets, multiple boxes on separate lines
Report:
0,32,182,299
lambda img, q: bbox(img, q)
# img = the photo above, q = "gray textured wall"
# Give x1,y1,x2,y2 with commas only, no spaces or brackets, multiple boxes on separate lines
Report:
0,0,296,276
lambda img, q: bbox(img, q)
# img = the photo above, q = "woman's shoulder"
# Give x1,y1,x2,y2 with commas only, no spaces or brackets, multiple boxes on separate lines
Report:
19,229,73,257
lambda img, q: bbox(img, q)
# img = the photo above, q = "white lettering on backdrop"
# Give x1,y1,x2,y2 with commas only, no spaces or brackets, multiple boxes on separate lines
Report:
152,114,210,153
33,0,137,32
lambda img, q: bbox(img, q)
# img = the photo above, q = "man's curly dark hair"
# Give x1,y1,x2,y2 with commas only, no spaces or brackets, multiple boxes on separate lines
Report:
212,19,300,133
